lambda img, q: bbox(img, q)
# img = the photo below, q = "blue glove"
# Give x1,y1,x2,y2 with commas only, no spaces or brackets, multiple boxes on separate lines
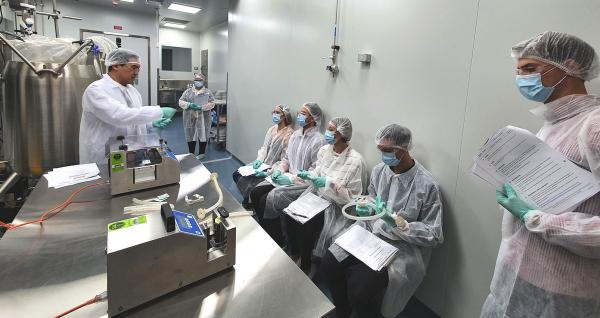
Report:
380,212,398,228
152,118,171,129
252,160,263,169
374,196,386,214
161,107,177,119
312,176,327,188
255,171,267,178
271,170,282,179
496,183,535,221
273,174,293,185
297,170,312,180
355,204,371,217
188,102,201,110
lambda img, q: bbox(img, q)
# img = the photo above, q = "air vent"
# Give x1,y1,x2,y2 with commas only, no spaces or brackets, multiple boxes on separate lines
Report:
160,17,190,25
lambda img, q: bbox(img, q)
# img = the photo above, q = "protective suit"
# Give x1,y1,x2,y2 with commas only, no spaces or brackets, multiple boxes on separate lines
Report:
79,74,162,164
329,161,444,318
264,126,326,219
178,87,214,143
481,94,600,318
236,124,294,199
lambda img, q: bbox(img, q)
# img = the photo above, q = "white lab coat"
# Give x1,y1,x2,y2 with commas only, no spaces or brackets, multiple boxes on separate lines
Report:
79,74,162,164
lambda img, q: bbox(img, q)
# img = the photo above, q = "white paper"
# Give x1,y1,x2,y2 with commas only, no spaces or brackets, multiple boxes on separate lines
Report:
44,163,101,189
265,173,297,188
283,192,331,224
335,224,398,271
237,163,270,177
472,126,600,213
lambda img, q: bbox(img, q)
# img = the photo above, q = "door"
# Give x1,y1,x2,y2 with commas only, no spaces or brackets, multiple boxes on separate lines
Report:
81,30,151,105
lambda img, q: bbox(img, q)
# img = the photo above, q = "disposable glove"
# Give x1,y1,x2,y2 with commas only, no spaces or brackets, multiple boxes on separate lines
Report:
496,183,535,221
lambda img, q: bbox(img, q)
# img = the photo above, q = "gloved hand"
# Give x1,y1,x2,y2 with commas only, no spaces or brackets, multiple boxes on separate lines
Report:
380,213,398,228
161,107,177,119
297,170,312,180
374,196,386,214
252,160,263,169
271,170,282,179
312,176,328,188
380,212,408,230
152,118,171,129
188,102,201,110
273,173,293,186
496,183,535,221
355,203,371,217
255,171,268,178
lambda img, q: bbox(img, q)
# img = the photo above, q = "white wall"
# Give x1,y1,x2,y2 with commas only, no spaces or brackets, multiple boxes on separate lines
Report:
227,0,600,317
39,0,160,105
198,22,229,92
159,28,201,81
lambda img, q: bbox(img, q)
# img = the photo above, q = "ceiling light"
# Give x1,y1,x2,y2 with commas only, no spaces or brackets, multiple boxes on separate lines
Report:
120,0,135,3
168,3,201,14
164,23,187,29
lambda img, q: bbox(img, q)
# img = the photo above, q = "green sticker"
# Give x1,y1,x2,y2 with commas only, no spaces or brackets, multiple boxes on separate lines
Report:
110,151,125,172
108,215,147,232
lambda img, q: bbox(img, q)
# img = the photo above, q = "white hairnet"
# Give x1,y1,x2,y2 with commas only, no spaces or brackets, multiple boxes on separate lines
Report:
329,117,353,141
276,104,293,125
105,48,140,67
375,124,412,150
194,73,205,81
512,31,599,81
302,102,323,126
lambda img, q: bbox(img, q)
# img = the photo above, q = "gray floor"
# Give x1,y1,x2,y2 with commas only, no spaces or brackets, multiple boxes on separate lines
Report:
162,113,438,318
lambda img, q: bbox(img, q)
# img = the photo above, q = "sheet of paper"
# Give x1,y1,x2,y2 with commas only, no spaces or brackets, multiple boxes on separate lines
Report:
237,163,270,177
335,224,398,271
265,173,297,188
44,163,101,189
472,126,600,213
283,192,331,224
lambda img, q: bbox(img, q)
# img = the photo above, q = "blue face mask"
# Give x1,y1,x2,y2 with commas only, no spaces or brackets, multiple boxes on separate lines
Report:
515,67,566,103
272,113,282,124
325,130,336,144
381,151,401,166
194,80,204,89
297,114,308,127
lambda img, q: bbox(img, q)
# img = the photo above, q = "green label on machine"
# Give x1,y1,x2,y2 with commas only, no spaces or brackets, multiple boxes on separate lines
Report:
110,151,125,172
108,215,147,232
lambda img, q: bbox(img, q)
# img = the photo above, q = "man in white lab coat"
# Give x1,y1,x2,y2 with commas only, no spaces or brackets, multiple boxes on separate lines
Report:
79,48,176,164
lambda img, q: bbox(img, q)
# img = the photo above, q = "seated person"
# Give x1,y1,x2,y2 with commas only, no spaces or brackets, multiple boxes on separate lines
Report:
232,104,294,207
320,124,444,318
249,102,326,244
283,117,367,272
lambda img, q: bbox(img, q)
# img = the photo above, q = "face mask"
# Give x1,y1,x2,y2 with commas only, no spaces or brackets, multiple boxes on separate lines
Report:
297,114,308,127
515,67,566,103
381,151,401,166
194,81,204,89
325,130,336,144
272,113,282,124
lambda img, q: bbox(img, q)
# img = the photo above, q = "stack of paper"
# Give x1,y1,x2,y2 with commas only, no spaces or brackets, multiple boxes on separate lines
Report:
265,172,297,188
335,224,398,271
237,163,270,177
44,163,101,189
472,126,600,213
283,192,331,224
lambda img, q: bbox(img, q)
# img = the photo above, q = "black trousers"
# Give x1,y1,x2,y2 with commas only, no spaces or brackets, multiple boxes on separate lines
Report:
188,141,207,155
249,183,284,245
321,251,389,318
285,212,324,271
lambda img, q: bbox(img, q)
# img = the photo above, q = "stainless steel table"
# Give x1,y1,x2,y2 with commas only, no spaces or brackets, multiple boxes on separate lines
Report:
0,155,334,318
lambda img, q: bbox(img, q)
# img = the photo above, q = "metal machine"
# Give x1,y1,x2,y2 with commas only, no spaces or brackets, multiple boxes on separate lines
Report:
107,191,236,316
106,134,181,196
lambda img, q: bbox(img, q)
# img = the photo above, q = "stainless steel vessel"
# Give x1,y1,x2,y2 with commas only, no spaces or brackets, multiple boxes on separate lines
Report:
2,61,99,178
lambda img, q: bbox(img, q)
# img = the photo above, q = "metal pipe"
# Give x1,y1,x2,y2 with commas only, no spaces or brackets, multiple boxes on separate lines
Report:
0,32,42,74
55,39,93,74
52,0,59,37
0,172,20,197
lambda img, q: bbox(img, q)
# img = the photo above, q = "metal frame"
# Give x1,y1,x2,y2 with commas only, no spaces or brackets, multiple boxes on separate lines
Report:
79,29,152,104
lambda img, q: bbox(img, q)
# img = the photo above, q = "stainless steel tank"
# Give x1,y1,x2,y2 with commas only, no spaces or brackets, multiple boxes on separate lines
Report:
2,61,100,178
